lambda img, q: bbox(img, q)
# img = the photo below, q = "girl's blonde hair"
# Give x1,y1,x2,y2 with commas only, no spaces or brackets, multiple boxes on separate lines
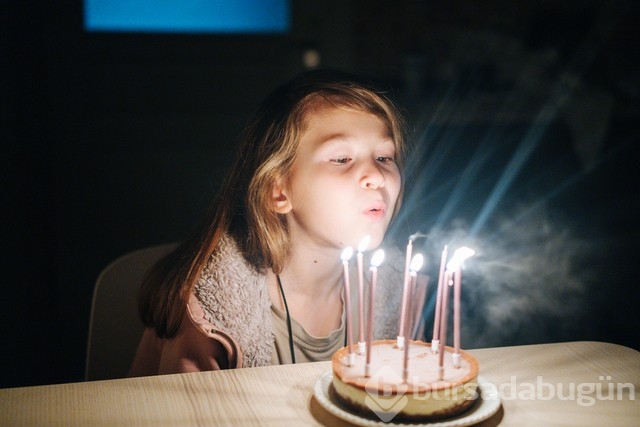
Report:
139,69,409,337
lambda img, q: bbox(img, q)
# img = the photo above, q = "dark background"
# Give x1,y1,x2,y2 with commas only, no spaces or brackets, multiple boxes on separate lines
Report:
3,0,639,388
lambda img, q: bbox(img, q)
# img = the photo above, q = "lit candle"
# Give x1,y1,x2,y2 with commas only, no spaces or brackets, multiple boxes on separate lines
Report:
431,245,448,354
446,246,475,368
357,235,370,355
397,236,413,349
365,248,384,377
403,254,423,382
341,247,355,366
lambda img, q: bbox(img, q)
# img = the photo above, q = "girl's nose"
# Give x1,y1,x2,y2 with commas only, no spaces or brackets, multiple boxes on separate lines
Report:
360,161,385,189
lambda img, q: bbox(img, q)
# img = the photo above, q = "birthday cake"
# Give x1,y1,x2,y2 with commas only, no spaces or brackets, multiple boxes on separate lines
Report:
331,340,480,422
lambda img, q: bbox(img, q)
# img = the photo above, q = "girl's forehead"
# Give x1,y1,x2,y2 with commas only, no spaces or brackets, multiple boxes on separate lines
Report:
294,108,397,160
300,105,393,137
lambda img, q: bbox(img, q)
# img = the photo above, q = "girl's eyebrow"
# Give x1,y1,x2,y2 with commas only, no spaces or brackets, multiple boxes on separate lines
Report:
318,133,349,145
319,132,395,147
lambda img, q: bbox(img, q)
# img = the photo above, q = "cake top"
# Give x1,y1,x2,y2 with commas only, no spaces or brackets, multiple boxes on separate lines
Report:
332,340,479,392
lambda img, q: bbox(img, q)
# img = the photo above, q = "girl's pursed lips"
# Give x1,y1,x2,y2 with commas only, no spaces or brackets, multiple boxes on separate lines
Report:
362,201,387,219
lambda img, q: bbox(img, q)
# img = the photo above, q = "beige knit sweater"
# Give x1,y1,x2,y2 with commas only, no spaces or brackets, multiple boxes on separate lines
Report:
193,234,421,368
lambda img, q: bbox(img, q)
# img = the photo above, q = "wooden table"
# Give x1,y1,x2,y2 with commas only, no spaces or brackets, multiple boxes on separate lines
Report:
1,341,638,426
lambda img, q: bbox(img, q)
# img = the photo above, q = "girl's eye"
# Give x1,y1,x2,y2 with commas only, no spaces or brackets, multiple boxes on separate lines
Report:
331,157,351,165
376,156,395,164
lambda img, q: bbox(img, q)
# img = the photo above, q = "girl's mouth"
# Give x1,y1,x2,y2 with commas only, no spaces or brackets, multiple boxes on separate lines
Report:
363,202,386,220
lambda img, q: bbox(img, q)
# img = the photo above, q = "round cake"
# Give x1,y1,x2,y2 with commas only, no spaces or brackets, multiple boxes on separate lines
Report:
331,340,480,422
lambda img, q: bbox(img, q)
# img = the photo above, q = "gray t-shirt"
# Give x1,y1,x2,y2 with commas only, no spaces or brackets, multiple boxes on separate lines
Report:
270,282,365,364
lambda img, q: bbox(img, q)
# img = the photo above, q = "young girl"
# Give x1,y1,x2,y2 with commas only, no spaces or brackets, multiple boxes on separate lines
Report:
129,69,426,376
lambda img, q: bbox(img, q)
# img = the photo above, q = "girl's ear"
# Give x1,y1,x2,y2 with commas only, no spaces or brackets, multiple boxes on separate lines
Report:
271,180,292,214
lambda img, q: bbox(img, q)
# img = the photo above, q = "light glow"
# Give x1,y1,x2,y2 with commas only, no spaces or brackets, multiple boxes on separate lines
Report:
370,249,385,268
446,246,476,271
409,254,424,272
358,235,371,253
341,247,354,262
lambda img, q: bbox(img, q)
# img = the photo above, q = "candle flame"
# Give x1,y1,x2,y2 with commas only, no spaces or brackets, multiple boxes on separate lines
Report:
358,235,371,253
370,249,385,267
341,246,354,261
446,246,476,271
409,254,424,272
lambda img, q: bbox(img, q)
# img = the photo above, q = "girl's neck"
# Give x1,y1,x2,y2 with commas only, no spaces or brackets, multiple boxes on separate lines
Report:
267,242,346,337
277,244,344,298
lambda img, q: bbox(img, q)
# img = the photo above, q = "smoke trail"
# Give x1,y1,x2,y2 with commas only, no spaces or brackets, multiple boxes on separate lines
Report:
415,203,597,349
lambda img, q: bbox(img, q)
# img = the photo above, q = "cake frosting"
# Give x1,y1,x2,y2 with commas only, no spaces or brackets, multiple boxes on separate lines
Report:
331,339,480,421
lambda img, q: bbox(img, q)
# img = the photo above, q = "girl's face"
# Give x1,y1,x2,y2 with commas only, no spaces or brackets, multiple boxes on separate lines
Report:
280,106,401,251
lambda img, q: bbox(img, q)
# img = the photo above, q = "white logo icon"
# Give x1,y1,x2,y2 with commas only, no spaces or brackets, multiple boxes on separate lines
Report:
364,366,408,422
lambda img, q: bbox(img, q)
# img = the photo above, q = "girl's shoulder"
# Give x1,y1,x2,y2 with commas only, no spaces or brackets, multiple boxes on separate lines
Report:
192,234,273,367
195,233,268,310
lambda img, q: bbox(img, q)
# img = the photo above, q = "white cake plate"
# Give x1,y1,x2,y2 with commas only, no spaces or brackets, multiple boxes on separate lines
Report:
313,372,501,427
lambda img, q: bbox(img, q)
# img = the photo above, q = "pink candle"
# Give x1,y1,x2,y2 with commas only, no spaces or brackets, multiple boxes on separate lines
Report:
431,245,448,353
365,249,384,377
357,235,370,354
453,268,461,363
446,247,475,369
437,271,451,381
397,237,413,349
341,247,355,366
403,254,423,382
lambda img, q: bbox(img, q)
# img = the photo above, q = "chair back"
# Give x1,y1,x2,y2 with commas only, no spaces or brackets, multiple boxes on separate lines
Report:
85,243,178,381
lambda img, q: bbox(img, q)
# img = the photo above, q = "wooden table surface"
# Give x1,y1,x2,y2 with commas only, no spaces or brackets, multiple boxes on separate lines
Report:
1,341,638,426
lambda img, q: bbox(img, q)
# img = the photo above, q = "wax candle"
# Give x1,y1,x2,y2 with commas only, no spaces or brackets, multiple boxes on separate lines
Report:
446,246,475,368
357,235,370,355
365,249,384,377
402,254,423,382
341,247,355,366
431,245,448,354
397,237,413,349
453,268,462,368
437,271,451,381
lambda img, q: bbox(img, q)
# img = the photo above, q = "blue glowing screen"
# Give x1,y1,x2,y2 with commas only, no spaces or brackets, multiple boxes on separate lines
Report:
84,0,290,34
